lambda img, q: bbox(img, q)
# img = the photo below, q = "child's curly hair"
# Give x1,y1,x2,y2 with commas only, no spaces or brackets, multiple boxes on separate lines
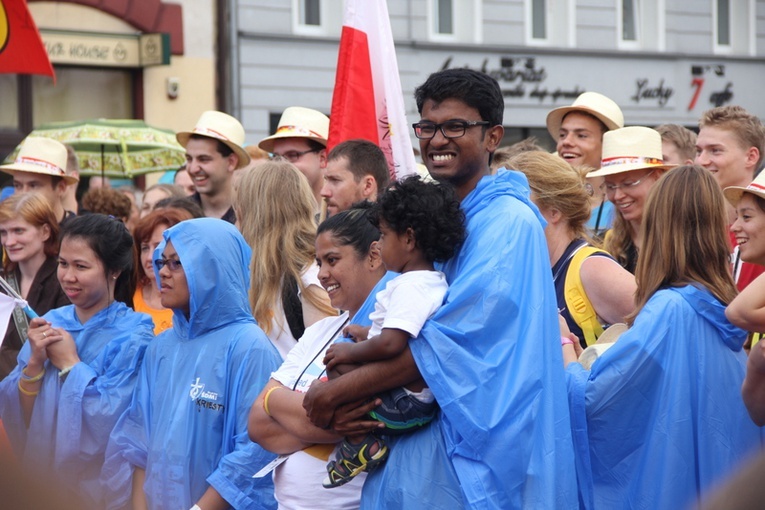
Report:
370,175,466,263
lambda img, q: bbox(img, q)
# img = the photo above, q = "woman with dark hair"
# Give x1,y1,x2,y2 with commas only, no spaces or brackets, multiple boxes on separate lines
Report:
130,208,192,333
249,204,394,509
0,193,69,379
0,214,154,508
564,166,762,509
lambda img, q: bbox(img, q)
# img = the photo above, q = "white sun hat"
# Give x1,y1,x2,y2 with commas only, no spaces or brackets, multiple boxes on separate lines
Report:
723,171,765,206
258,107,329,153
587,126,677,178
0,137,79,184
176,111,250,169
546,92,625,139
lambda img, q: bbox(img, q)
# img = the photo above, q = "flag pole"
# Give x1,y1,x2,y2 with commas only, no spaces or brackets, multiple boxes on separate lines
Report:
0,276,39,319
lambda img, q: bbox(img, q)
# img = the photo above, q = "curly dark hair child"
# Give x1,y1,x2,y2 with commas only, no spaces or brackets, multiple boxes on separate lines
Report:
369,175,466,263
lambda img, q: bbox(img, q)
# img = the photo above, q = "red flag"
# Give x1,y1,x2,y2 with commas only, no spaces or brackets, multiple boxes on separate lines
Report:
328,0,416,180
0,0,55,80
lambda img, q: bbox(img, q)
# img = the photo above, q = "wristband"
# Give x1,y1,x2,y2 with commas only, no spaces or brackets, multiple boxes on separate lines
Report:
22,366,45,383
263,386,284,417
18,378,40,396
561,336,574,346
190,505,202,510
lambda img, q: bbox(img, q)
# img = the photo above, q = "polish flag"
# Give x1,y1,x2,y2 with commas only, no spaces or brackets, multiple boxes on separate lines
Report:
0,0,55,80
327,0,417,180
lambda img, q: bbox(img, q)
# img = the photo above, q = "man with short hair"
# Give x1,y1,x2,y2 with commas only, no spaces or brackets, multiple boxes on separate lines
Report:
696,105,765,290
173,165,196,197
62,144,81,214
303,68,577,508
321,139,389,216
177,111,250,224
258,107,329,211
656,123,697,165
0,137,79,224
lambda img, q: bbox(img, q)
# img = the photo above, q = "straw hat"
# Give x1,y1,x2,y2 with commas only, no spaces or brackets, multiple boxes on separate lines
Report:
587,126,677,178
724,171,765,206
258,107,329,153
579,323,628,370
546,92,624,139
0,137,79,184
176,111,250,169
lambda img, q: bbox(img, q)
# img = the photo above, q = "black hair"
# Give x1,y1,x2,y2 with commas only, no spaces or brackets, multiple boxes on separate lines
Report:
370,176,465,263
317,201,380,259
327,139,390,195
306,139,327,153
188,134,233,158
60,214,134,305
154,196,205,218
415,68,504,127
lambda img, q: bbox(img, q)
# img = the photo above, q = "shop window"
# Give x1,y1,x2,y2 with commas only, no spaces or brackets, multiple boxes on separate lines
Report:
617,0,665,51
714,0,754,55
429,0,482,43
526,0,574,47
293,0,342,36
0,76,19,130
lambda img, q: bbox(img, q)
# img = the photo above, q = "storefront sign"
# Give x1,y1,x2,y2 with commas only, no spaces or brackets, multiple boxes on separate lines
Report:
40,30,170,68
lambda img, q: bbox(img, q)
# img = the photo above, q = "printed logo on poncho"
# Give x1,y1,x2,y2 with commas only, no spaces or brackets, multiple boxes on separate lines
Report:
190,377,225,413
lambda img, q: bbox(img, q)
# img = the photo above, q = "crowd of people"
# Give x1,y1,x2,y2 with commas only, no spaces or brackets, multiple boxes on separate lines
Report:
0,66,763,509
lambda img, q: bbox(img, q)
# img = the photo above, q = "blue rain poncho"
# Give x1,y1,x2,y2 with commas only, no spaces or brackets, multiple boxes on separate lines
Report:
362,169,579,509
567,284,764,509
0,301,154,507
102,218,281,509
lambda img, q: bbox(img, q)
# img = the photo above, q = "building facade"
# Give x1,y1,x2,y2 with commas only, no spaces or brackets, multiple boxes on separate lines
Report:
233,0,765,149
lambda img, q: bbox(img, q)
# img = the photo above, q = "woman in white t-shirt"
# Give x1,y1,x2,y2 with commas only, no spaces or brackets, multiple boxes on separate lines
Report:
234,161,336,358
248,205,388,509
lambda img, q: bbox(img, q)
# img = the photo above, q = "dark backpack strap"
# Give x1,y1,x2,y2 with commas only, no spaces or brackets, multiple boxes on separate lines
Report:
282,273,306,341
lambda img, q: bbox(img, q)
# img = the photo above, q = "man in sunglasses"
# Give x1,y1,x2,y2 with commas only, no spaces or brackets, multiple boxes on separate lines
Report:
259,107,330,212
304,68,577,509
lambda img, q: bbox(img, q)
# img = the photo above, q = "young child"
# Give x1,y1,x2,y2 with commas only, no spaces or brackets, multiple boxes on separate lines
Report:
321,175,466,488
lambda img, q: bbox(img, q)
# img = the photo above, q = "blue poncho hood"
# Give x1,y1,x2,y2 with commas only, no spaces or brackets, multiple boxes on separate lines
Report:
154,218,254,337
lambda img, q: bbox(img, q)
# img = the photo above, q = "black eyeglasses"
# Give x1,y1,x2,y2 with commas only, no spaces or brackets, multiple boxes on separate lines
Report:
154,258,183,271
272,148,321,163
412,120,491,140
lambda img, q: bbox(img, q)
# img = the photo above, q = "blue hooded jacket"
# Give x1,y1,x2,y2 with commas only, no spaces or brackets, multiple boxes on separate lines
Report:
567,284,764,509
361,169,579,509
102,218,281,509
0,300,154,507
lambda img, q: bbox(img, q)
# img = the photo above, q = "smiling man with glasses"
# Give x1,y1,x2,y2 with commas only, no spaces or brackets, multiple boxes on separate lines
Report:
259,107,330,212
303,67,578,509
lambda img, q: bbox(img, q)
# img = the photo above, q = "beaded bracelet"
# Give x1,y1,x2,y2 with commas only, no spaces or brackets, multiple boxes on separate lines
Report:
18,378,40,397
59,365,75,380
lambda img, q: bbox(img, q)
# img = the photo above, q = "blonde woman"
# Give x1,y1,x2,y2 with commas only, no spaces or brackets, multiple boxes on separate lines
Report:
509,151,635,347
234,161,336,357
590,127,675,273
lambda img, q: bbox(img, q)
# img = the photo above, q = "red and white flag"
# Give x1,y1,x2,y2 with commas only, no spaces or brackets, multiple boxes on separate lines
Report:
327,0,417,181
0,0,55,80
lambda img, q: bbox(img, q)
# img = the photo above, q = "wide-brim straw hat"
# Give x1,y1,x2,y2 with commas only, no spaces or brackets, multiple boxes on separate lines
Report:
724,171,765,206
587,126,677,178
546,92,625,139
258,107,329,153
176,111,250,169
579,323,628,370
0,137,79,184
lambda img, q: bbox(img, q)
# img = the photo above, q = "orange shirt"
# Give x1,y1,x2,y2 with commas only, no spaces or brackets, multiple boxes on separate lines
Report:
133,287,173,335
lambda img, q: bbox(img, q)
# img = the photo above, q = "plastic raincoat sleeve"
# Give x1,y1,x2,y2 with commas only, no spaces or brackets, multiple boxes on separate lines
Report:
362,170,578,510
206,336,281,509
567,285,762,509
0,303,154,507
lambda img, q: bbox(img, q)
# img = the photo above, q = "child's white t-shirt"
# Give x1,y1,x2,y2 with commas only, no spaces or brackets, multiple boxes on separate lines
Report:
368,270,448,338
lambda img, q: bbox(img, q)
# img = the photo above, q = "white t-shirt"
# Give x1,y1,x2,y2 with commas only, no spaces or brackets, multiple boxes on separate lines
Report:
268,262,323,360
368,270,448,338
270,313,366,509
